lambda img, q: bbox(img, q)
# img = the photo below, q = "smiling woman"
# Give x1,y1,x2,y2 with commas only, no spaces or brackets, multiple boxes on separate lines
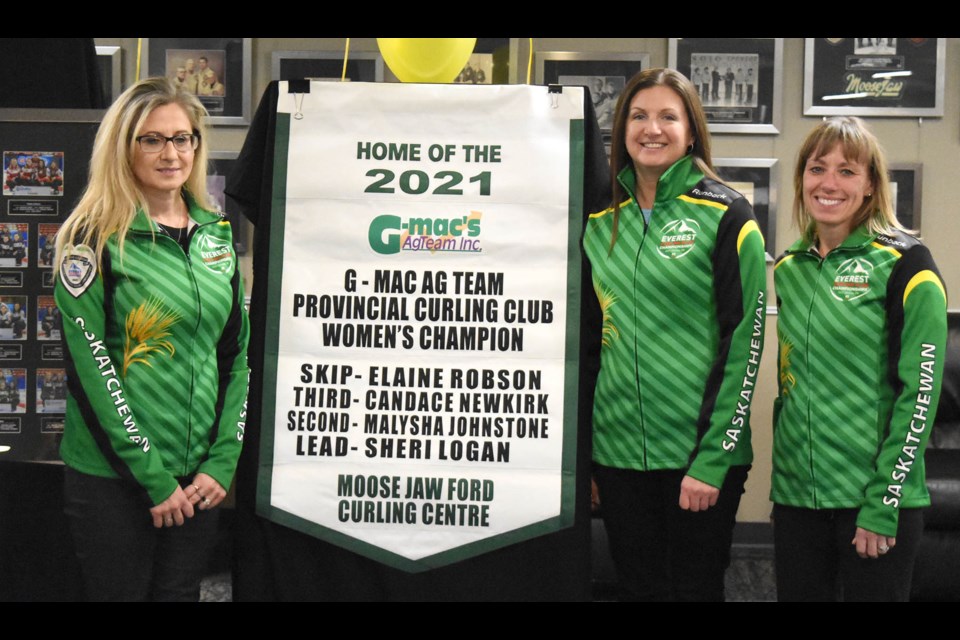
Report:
52,77,250,602
582,68,767,601
772,116,947,601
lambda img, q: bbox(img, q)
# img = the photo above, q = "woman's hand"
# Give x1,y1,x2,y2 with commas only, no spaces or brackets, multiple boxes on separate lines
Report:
852,527,896,559
679,475,719,512
185,472,227,511
149,485,195,528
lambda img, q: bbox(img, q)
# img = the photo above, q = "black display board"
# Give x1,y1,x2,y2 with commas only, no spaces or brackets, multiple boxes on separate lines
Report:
0,116,99,464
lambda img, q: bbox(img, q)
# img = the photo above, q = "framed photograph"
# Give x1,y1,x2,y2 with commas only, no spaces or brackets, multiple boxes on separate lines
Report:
144,38,252,125
535,51,650,145
95,45,122,105
208,151,249,255
35,368,66,414
669,38,783,134
889,163,922,232
0,295,27,341
271,51,384,83
0,368,26,414
453,54,494,85
3,150,64,198
36,295,61,341
714,158,778,262
803,39,944,116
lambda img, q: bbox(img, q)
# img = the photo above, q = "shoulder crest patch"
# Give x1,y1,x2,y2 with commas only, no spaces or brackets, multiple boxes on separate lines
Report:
60,244,96,298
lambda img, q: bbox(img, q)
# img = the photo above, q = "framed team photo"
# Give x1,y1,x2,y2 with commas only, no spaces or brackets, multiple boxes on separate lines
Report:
535,51,651,147
144,38,252,125
714,158,779,262
0,223,28,268
669,38,783,134
3,151,64,197
453,54,494,85
37,295,61,341
0,367,26,414
35,368,66,414
803,38,944,116
0,295,27,340
37,223,59,269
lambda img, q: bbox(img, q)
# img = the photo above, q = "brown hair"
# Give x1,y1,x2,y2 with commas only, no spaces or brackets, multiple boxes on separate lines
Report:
792,116,905,243
606,68,720,251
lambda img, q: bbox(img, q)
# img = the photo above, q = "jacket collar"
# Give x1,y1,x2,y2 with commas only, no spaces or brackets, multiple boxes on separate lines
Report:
785,224,876,256
616,154,702,206
130,191,220,233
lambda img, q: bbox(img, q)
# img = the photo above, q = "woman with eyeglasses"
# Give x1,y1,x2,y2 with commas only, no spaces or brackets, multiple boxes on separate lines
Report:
54,76,249,601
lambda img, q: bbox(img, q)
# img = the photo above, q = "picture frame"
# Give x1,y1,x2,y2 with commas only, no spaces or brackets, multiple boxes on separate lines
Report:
271,50,385,83
535,51,651,146
803,39,944,117
95,45,122,106
668,38,783,134
889,163,922,232
208,151,249,255
714,158,778,262
143,38,252,126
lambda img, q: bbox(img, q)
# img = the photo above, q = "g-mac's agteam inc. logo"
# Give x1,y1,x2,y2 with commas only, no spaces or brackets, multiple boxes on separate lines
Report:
657,219,700,259
832,257,873,301
368,210,483,255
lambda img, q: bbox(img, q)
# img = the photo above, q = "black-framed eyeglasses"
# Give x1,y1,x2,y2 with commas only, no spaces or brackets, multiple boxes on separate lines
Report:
135,133,200,153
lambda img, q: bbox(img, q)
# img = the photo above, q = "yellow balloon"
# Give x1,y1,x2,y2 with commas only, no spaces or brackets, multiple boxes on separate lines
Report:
377,38,477,83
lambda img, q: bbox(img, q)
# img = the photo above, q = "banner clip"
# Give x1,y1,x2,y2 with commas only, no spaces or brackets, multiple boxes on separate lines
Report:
547,84,563,109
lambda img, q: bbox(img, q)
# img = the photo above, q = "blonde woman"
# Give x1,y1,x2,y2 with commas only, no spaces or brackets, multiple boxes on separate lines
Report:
772,117,947,600
55,76,249,601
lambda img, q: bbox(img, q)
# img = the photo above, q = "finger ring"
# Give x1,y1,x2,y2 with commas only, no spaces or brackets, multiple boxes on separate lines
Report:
879,545,889,553
165,518,173,525
203,497,211,505
192,484,200,492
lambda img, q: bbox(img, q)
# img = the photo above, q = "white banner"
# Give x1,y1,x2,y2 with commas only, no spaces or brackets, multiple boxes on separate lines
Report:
257,82,585,571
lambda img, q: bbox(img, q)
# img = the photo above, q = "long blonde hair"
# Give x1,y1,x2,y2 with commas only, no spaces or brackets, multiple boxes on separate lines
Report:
793,116,907,243
55,76,213,270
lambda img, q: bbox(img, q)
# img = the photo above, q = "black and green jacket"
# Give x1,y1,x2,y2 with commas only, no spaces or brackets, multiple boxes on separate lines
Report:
772,226,947,536
56,199,250,505
583,155,767,488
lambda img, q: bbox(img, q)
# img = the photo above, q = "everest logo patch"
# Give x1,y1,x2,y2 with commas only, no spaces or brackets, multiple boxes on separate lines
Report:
197,235,234,274
60,244,96,298
657,219,700,259
831,258,873,301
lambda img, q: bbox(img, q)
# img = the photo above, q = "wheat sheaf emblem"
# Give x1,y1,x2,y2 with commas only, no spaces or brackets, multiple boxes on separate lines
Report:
123,297,181,376
778,334,797,395
594,280,620,348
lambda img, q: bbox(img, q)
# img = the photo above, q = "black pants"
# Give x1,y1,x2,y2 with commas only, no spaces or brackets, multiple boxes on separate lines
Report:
594,464,749,601
773,503,924,602
64,467,219,602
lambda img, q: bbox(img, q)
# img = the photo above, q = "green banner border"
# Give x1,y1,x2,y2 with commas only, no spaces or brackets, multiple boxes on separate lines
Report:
255,112,290,512
256,94,586,572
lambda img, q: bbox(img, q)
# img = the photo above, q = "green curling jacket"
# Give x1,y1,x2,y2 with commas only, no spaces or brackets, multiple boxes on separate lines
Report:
772,226,947,536
583,155,767,488
56,199,249,505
